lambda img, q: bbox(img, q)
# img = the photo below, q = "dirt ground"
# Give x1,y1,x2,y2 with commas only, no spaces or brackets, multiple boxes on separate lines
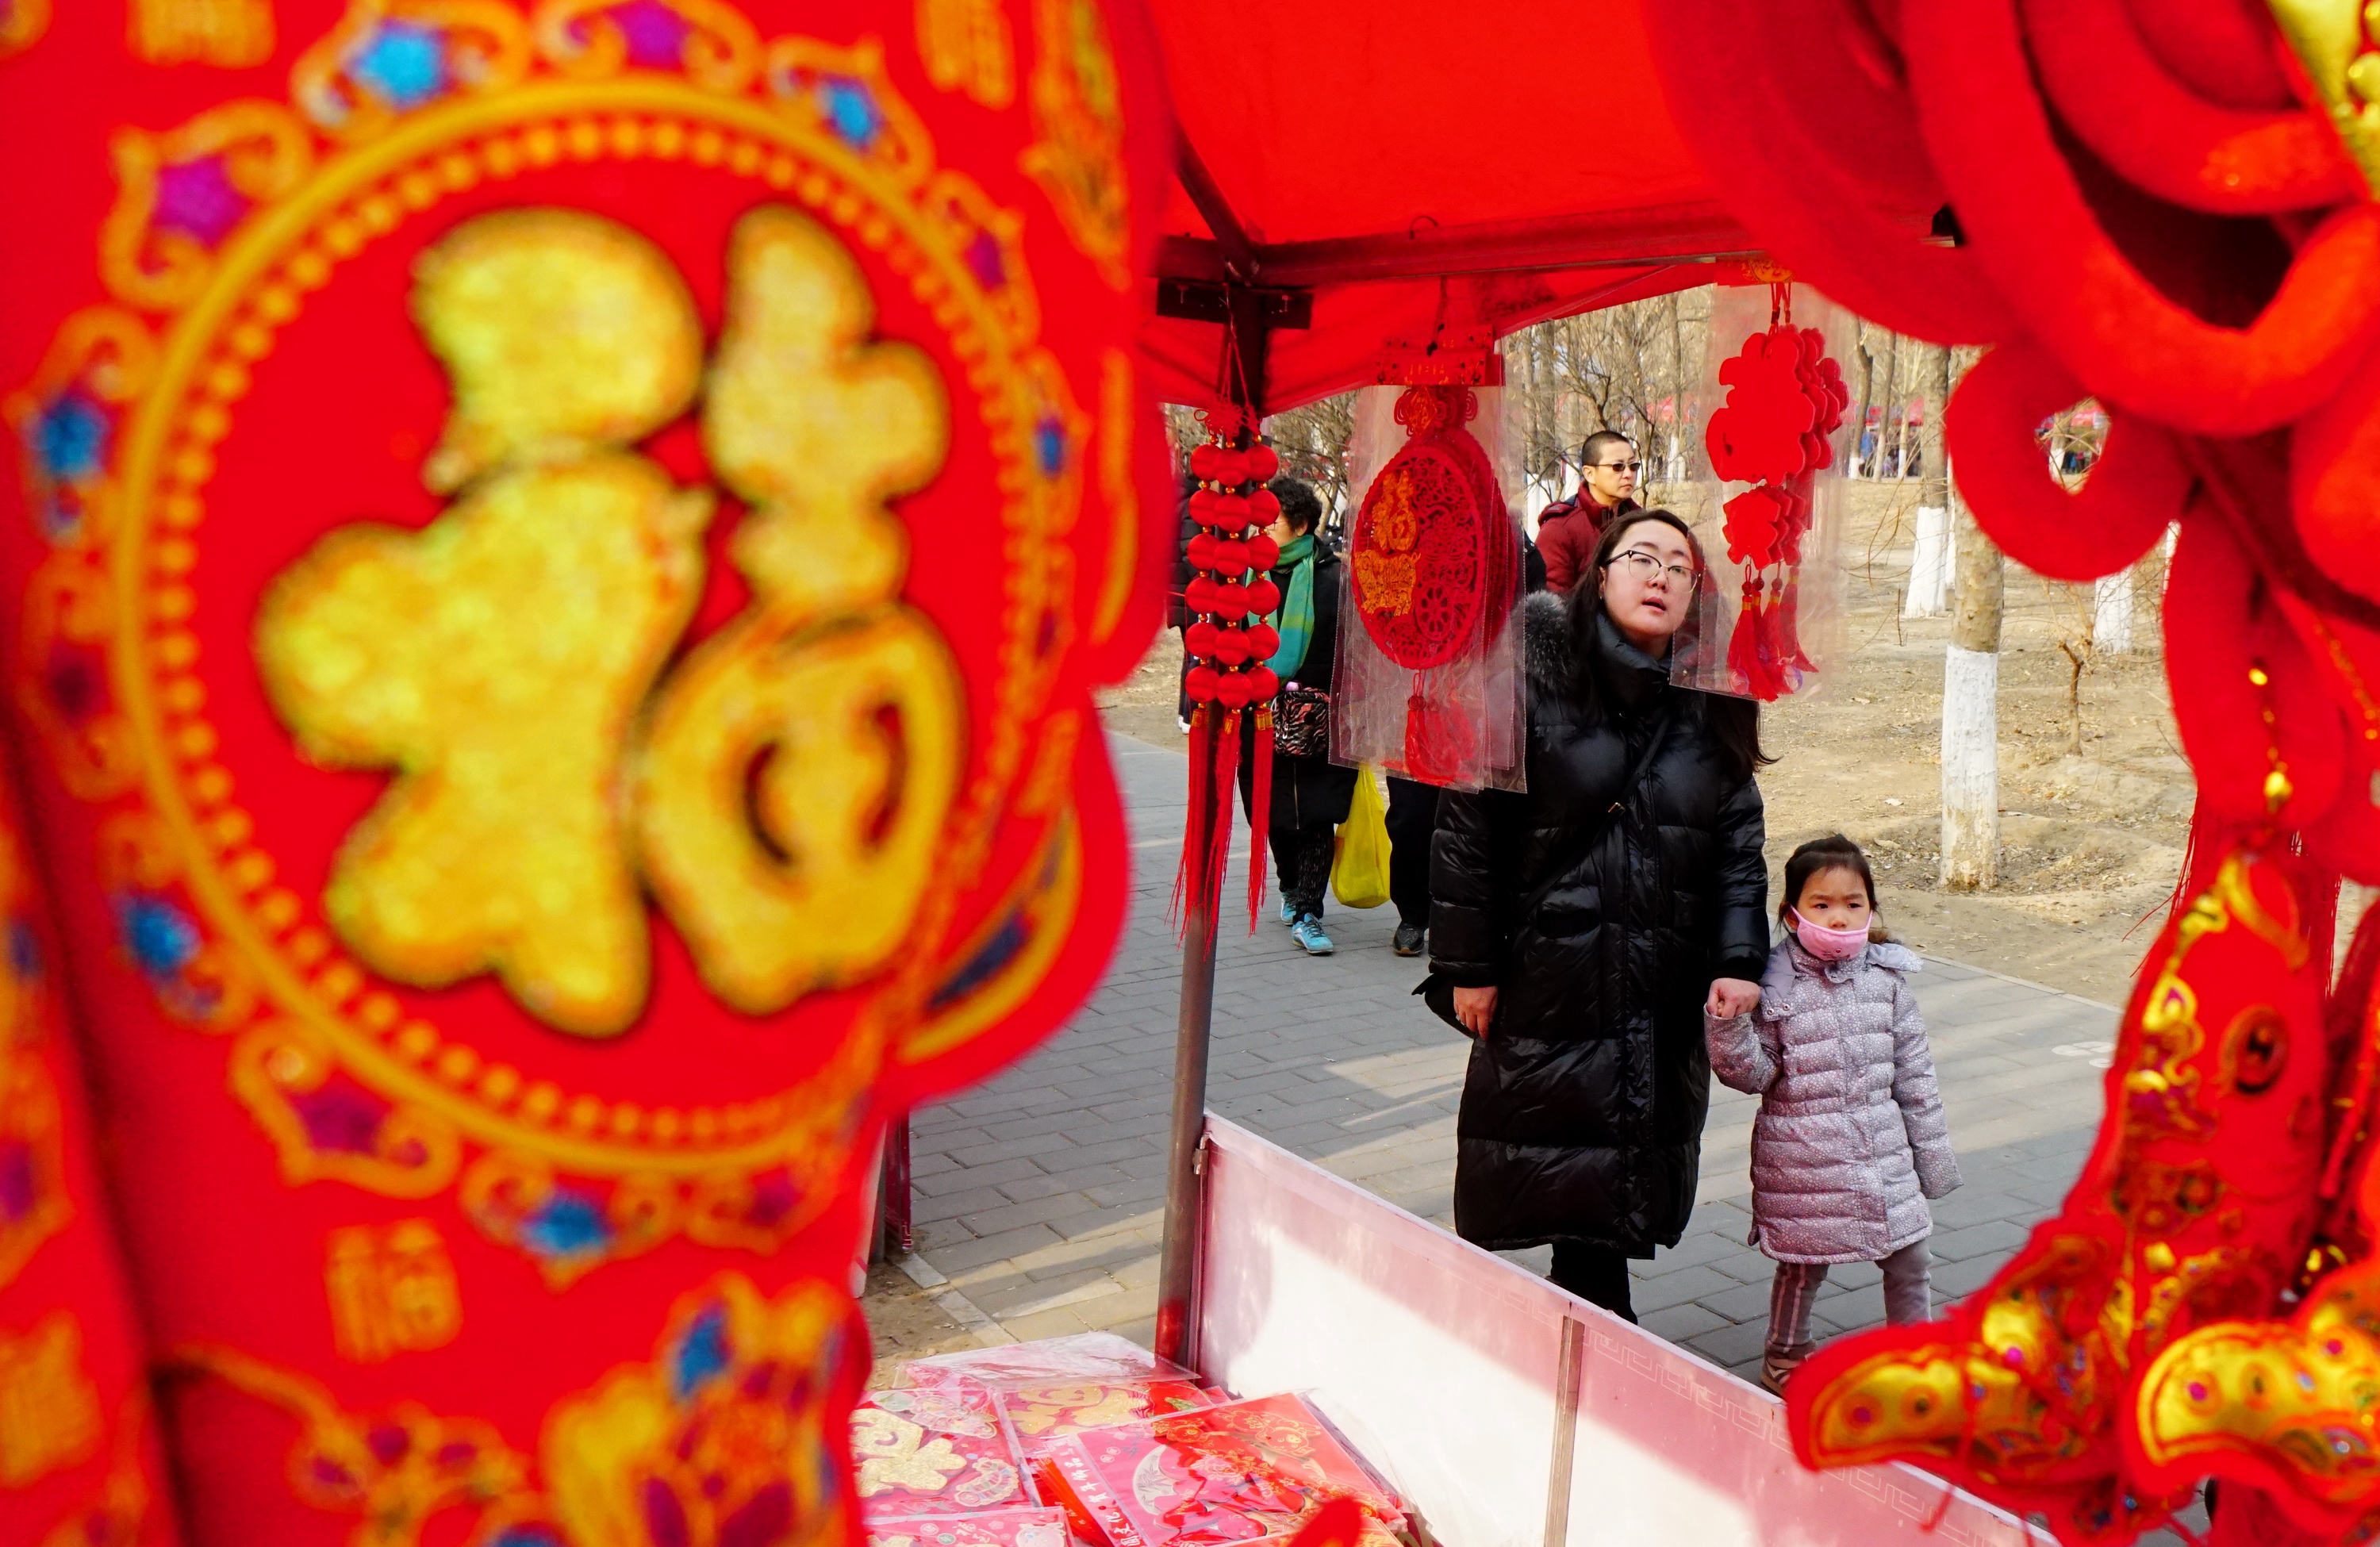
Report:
859,1261,982,1389
1096,479,2215,1008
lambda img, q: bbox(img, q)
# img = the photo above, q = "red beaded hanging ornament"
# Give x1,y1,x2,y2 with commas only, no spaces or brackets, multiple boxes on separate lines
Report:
1707,286,1844,701
1347,384,1516,781
1173,401,1287,935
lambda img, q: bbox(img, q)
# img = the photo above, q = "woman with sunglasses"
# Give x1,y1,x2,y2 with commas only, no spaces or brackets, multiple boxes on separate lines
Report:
1429,509,1770,1321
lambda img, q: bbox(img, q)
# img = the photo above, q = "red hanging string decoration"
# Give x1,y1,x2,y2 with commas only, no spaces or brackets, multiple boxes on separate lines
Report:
1706,282,1845,701
1173,404,1281,937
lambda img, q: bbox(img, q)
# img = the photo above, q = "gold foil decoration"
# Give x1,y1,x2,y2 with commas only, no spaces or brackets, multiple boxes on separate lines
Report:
324,1219,462,1363
637,608,964,1015
256,209,710,1037
1020,0,1131,289
102,102,317,313
129,0,273,66
543,1275,851,1547
0,1313,102,1485
918,0,1015,107
851,1410,970,1495
2266,0,2380,195
696,205,948,618
0,0,49,59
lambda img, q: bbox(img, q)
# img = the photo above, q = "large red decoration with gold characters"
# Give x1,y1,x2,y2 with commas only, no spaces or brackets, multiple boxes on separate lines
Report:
1348,385,1509,676
1645,0,2380,1541
0,1,1172,1542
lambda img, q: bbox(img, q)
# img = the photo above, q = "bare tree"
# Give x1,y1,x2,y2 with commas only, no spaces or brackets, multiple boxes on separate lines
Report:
1265,393,1357,521
1501,286,1714,512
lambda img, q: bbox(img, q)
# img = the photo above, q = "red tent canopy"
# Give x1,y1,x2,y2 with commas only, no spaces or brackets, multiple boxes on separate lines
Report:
1138,0,1764,412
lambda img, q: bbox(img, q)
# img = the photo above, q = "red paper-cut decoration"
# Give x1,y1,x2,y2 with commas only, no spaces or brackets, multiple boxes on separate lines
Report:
1349,386,1514,673
1707,330,1818,486
1705,288,1841,701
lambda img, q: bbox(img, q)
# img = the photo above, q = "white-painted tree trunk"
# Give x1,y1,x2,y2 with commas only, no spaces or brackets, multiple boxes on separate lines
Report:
2094,571,2134,654
1904,504,1953,617
1940,645,1999,889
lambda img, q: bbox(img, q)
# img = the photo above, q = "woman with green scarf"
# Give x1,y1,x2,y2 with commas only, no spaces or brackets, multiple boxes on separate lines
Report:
1238,478,1357,955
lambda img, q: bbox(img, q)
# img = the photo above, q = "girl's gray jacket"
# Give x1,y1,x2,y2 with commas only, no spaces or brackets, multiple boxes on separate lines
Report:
1705,937,1962,1265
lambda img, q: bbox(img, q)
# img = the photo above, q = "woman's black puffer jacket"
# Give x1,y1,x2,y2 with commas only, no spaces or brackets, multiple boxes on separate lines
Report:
1429,591,1769,1255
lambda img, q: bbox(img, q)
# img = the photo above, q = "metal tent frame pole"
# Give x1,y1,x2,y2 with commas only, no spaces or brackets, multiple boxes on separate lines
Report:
1151,146,1288,1362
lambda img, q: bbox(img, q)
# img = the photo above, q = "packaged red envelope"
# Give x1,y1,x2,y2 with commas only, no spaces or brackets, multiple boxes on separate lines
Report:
854,1384,1035,1519
866,1505,1073,1547
1040,1393,1407,1547
907,1333,1197,1392
999,1378,1220,1520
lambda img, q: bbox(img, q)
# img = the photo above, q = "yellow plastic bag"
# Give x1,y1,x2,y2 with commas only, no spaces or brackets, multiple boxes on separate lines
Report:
1332,766,1392,909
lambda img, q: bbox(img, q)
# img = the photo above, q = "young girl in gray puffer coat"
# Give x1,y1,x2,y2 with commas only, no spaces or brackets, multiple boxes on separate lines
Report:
1706,834,1961,1395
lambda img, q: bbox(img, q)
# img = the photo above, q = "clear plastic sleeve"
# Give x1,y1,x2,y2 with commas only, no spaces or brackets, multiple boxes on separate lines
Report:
1330,383,1528,792
904,1330,1196,1391
1667,282,1852,701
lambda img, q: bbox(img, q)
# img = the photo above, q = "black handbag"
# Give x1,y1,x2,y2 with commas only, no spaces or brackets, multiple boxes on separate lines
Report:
1272,683,1330,758
1415,704,1676,1040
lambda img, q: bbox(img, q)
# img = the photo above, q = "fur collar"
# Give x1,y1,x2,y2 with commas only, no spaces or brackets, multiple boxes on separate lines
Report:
1522,591,1671,712
1522,590,1572,701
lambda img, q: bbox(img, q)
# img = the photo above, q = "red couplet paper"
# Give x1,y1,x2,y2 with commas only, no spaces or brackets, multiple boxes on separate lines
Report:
0,2,1175,1543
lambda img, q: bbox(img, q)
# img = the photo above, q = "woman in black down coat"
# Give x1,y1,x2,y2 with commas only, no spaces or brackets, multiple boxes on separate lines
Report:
1430,508,1770,1320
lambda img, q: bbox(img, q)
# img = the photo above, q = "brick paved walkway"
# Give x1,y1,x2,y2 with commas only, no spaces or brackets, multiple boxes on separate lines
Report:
908,730,2125,1395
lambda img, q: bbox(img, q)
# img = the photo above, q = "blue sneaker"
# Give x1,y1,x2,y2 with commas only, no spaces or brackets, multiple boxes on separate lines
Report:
1289,915,1335,955
1279,897,1297,927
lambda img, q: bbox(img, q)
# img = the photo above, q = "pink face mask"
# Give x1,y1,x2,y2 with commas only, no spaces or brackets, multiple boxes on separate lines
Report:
1790,909,1869,962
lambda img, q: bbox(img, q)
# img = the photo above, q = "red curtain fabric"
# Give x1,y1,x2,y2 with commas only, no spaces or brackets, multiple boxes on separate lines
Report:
0,2,1173,1541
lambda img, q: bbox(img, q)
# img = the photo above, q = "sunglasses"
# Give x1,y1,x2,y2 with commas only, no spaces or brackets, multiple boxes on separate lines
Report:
1593,460,1642,474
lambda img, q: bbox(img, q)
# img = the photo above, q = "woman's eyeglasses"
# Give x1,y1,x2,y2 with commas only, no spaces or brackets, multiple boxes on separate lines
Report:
1606,549,1697,589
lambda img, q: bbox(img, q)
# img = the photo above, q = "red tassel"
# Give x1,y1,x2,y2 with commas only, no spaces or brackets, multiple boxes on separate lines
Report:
1209,708,1239,933
1247,706,1273,931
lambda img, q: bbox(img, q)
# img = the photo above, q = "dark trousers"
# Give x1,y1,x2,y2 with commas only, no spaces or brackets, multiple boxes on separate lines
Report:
1550,1242,1637,1322
1238,743,1357,920
1383,776,1440,930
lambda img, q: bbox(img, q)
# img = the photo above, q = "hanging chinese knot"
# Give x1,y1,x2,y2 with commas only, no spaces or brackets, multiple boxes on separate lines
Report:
1346,385,1517,781
1178,409,1283,933
1705,282,1845,701
1645,0,2380,1540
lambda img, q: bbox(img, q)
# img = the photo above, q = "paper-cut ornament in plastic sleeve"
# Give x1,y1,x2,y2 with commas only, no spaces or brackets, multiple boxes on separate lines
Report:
0,743,175,1547
1332,334,1526,793
1672,278,1848,704
0,2,1175,1542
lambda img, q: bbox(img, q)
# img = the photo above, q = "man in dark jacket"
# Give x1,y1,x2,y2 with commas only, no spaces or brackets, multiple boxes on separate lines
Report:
1534,430,1641,595
1429,582,1768,1319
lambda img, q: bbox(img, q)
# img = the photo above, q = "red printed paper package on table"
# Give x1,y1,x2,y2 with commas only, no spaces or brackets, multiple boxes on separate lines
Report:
1037,1393,1407,1547
863,1507,1072,1547
0,743,175,1547
1330,328,1526,793
851,1384,1035,1521
1641,0,2380,1540
0,2,1176,1544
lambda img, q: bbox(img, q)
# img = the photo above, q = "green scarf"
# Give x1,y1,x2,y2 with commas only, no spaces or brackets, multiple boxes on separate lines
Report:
1263,532,1318,680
